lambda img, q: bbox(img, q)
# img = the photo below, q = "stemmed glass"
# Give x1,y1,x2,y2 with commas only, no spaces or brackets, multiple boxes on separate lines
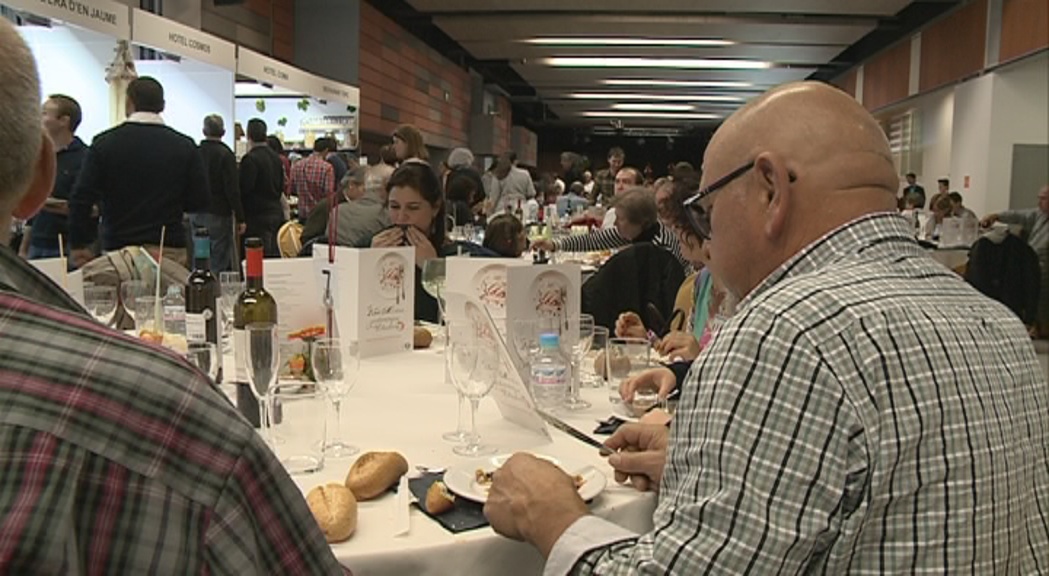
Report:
447,323,498,456
84,285,118,327
562,314,595,411
420,258,447,344
245,322,280,446
185,342,219,381
311,338,361,458
219,272,243,352
120,280,149,330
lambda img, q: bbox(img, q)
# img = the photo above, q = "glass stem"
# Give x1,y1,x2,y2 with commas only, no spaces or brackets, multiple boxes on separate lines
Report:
332,398,343,445
258,398,270,446
456,393,467,433
468,397,480,448
570,356,581,400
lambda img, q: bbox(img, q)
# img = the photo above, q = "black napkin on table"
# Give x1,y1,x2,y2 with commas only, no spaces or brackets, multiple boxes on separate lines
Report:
408,473,490,533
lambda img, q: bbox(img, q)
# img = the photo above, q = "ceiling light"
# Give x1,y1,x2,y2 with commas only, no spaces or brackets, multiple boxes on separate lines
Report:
544,57,771,70
603,79,753,89
612,103,695,111
582,111,720,120
570,93,744,102
525,37,732,47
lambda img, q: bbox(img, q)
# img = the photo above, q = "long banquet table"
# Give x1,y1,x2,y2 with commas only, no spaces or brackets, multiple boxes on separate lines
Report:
223,344,657,575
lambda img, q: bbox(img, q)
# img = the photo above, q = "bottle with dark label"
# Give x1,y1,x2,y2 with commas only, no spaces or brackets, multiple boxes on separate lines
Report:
185,228,219,350
233,238,278,427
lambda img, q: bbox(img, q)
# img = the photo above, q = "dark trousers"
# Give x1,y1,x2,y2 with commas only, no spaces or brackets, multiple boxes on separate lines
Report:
190,213,236,272
244,216,283,259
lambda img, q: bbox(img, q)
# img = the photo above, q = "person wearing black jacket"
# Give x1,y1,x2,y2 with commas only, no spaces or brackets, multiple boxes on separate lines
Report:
194,114,243,272
239,118,285,258
69,77,208,267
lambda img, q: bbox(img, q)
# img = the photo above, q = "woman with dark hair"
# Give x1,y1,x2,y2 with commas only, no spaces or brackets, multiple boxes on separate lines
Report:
391,124,428,162
445,166,484,227
370,162,493,321
483,214,526,258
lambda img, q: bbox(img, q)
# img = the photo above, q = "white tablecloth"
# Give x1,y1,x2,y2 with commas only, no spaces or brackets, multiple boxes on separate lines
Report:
223,347,656,576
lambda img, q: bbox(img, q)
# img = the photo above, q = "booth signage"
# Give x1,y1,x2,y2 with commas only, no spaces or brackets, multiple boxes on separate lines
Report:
131,9,235,71
6,0,130,39
237,47,360,108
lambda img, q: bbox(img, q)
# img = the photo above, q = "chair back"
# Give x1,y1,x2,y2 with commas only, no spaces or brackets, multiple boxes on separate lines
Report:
277,221,303,258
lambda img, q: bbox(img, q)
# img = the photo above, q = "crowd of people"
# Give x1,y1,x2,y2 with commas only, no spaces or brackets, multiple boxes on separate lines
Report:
1,16,1047,574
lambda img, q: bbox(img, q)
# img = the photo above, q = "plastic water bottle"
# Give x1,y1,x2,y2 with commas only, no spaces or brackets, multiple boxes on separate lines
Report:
530,333,569,411
163,284,186,336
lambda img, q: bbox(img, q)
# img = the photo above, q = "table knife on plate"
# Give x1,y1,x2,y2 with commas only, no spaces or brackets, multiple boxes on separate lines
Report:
539,411,614,456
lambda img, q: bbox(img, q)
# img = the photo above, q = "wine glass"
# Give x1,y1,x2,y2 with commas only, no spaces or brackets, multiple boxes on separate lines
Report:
219,272,243,352
420,258,447,346
447,323,498,457
84,285,118,327
584,325,609,388
120,280,149,330
312,338,360,458
185,342,219,381
245,322,280,446
134,296,160,332
562,314,594,411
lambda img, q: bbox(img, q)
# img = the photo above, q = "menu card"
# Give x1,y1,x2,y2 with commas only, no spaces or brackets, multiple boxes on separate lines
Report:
29,257,84,305
262,258,327,340
315,245,415,358
444,292,550,440
504,263,582,377
445,256,530,326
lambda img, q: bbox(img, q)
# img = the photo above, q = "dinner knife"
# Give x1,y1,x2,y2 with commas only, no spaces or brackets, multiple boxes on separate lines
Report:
539,411,614,456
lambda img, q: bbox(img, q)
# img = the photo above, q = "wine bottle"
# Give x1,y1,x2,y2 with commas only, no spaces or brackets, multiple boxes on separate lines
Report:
233,238,278,427
185,228,219,347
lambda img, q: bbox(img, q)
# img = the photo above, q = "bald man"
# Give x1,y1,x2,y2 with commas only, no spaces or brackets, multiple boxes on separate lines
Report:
484,82,1049,573
0,20,343,574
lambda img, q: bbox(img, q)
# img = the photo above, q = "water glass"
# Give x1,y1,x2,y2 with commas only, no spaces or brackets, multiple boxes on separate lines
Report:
606,338,652,405
312,338,360,458
83,285,118,327
270,383,326,474
584,326,609,388
185,342,219,381
120,280,150,329
219,272,242,351
563,314,595,411
447,323,498,457
134,296,160,332
245,323,280,446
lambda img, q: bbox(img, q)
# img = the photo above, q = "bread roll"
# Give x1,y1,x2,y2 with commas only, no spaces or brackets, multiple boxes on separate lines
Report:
345,451,409,500
424,481,455,515
413,326,433,349
306,483,358,543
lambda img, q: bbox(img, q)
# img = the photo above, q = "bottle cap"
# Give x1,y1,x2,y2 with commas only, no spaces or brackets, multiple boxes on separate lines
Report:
539,332,560,349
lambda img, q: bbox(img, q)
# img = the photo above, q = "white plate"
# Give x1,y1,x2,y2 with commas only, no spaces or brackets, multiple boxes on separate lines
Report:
443,453,607,504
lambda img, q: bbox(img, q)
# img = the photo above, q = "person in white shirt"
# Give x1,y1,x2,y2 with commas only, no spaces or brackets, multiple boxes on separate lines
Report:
601,167,644,229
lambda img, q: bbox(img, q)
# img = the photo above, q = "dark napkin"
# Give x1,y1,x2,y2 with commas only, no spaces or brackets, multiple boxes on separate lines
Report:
408,473,490,533
594,415,628,435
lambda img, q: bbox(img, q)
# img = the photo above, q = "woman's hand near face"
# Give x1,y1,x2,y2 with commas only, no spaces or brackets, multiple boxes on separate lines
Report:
371,227,404,248
405,225,438,266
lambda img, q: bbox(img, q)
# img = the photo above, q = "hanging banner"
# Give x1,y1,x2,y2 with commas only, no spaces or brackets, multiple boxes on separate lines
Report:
5,0,130,39
131,9,235,71
237,46,359,108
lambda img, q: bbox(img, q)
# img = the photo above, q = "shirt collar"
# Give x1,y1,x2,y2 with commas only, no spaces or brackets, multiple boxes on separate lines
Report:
738,212,922,311
61,136,86,154
126,112,165,126
0,245,88,316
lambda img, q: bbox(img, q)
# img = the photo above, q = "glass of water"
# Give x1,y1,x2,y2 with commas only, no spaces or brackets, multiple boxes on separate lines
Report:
606,337,652,405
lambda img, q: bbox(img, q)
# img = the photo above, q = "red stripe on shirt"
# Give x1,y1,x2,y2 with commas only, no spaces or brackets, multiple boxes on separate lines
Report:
0,434,58,562
88,462,128,575
232,461,310,575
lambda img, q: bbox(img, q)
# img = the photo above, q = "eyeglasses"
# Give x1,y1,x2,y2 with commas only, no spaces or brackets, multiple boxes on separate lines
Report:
683,160,755,240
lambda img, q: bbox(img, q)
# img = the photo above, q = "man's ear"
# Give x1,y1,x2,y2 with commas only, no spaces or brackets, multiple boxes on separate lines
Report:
12,131,56,220
755,152,793,240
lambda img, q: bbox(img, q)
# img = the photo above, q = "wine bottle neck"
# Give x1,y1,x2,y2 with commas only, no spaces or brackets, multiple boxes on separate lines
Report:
245,247,264,289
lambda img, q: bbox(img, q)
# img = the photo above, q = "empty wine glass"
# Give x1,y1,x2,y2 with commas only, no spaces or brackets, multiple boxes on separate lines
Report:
312,338,360,458
219,272,243,352
84,285,118,327
185,342,219,381
120,280,149,329
562,314,594,411
245,322,280,446
134,296,160,332
584,325,609,388
447,323,498,457
421,258,447,347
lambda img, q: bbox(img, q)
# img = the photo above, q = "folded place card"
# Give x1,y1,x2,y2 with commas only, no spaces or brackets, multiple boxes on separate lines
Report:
445,256,531,329
504,263,582,380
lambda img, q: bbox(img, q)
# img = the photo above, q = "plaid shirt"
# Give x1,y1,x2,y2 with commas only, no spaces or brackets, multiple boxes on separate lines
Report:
291,154,335,220
0,246,344,574
566,214,1049,574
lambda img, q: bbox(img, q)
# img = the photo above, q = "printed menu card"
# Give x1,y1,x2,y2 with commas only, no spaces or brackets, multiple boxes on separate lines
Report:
445,256,531,326
504,263,582,376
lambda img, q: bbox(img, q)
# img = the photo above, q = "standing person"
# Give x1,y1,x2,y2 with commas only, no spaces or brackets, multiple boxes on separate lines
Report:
0,20,344,573
982,184,1049,337
321,137,348,185
484,81,1048,573
194,114,243,272
592,146,625,205
559,151,585,189
901,171,925,208
19,94,87,260
290,137,335,223
265,135,292,198
391,124,428,162
69,77,208,268
239,118,285,258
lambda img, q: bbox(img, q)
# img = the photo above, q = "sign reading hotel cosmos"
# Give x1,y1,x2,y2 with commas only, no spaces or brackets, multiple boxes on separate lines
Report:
131,9,235,71
237,47,360,109
5,0,130,39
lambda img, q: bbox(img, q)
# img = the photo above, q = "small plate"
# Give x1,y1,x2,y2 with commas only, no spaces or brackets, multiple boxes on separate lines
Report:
443,453,607,504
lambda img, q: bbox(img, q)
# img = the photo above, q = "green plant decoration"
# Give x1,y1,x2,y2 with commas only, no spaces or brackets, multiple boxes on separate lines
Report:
346,105,357,113
297,98,310,112
277,117,288,127
255,99,266,113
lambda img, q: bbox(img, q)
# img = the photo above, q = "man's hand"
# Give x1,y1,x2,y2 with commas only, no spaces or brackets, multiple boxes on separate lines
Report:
70,248,94,269
620,366,678,403
484,453,589,558
656,331,700,361
604,423,670,493
615,311,647,339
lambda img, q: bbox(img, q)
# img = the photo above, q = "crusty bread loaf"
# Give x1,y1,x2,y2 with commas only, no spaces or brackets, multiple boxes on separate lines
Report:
413,326,433,349
345,451,409,500
424,481,455,515
306,483,358,543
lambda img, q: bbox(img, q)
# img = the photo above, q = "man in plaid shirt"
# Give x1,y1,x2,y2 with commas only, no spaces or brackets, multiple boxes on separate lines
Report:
485,82,1049,574
0,22,344,574
292,138,336,222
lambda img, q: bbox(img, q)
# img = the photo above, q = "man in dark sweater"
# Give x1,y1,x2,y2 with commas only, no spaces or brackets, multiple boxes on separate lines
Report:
69,77,208,268
239,118,285,258
193,114,243,272
19,94,87,261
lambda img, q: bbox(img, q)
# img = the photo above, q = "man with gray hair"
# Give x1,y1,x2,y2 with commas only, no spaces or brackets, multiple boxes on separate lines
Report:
301,165,366,247
195,113,242,271
0,20,342,573
331,164,390,247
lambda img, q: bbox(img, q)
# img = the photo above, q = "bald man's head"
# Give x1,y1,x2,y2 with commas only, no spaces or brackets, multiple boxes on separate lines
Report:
698,81,900,299
0,19,44,209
